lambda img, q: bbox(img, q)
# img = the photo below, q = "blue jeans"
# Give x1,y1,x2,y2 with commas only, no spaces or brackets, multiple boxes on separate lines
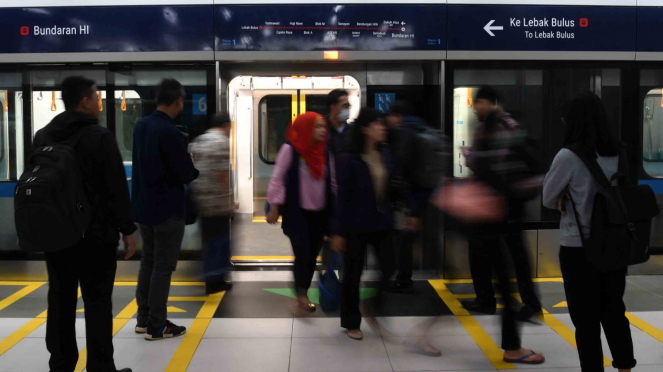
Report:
201,215,231,284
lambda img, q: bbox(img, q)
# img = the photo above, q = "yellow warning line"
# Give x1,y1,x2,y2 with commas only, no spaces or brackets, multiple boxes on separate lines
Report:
0,281,47,286
0,283,45,312
0,310,47,356
165,291,225,372
252,218,282,223
429,280,515,370
626,312,663,343
511,294,611,367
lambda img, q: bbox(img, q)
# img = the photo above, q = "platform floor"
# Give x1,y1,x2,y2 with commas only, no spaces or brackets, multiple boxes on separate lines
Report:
1,274,663,372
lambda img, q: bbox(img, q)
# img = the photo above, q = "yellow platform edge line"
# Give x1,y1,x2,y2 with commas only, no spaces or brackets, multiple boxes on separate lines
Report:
165,291,225,372
429,280,515,370
626,312,663,343
0,283,45,312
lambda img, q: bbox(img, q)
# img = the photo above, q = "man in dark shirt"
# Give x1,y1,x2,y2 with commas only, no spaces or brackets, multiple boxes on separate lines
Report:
132,79,199,341
33,76,135,372
325,89,351,158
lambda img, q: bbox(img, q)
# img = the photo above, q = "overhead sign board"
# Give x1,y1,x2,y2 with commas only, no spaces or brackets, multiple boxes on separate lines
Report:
447,5,636,51
637,6,663,52
215,5,446,51
0,6,214,53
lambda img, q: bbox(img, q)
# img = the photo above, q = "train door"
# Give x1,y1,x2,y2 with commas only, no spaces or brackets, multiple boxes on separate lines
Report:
228,75,360,260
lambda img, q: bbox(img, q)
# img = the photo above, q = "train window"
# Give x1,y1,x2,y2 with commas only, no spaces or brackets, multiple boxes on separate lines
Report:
641,70,663,179
113,91,142,163
643,89,663,177
0,72,24,180
113,69,209,179
32,91,108,137
259,95,292,164
304,94,328,116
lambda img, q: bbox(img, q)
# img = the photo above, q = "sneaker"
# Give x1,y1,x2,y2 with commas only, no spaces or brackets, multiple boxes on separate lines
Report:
135,323,147,334
347,329,363,340
145,320,187,341
461,298,497,315
206,281,233,294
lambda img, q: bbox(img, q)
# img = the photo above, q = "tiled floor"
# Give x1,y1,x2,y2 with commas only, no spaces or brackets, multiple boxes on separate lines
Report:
0,277,662,371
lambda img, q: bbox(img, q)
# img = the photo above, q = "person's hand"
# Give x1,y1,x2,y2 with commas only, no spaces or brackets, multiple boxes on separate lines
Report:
558,193,570,214
267,205,279,224
406,217,420,232
330,235,346,252
460,146,471,157
122,234,137,259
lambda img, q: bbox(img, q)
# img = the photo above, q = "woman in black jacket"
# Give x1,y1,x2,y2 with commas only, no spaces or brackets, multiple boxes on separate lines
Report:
331,107,398,340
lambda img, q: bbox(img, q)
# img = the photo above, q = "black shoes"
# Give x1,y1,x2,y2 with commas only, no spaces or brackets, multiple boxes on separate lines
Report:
117,369,132,372
206,280,233,294
461,298,497,315
515,305,543,323
145,320,187,341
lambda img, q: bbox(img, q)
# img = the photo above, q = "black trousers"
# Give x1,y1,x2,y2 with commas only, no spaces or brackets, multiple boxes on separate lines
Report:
289,210,326,292
395,229,415,281
559,246,636,372
468,224,541,311
472,231,521,350
45,242,118,372
341,230,395,330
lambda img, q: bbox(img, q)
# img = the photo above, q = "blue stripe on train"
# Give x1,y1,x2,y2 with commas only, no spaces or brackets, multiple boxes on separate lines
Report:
639,180,663,195
0,183,16,198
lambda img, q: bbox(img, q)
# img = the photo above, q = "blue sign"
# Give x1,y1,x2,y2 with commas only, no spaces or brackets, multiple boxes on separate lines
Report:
447,5,636,51
375,93,395,114
0,6,214,53
215,5,445,51
193,94,208,116
637,6,663,52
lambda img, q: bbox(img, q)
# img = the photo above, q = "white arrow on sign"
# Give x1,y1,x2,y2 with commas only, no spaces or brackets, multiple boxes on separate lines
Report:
484,20,503,37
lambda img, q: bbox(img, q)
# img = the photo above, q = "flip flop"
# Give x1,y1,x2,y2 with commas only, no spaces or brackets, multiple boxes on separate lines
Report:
503,350,545,364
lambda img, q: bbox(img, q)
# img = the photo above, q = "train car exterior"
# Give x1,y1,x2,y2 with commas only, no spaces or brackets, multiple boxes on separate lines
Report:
0,0,662,280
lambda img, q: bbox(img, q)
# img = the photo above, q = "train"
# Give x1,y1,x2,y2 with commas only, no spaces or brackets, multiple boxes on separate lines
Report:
0,0,662,281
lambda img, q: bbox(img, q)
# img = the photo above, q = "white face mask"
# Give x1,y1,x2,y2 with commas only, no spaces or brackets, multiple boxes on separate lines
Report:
337,108,350,123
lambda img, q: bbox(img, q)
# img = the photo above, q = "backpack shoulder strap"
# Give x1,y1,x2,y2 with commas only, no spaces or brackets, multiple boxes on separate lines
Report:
564,144,611,189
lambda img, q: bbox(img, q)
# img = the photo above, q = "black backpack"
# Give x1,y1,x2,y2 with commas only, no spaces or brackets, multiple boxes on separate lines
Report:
410,126,451,190
15,128,92,252
566,145,659,272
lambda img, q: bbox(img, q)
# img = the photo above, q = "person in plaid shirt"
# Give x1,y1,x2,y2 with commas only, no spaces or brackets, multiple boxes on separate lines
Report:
189,113,233,294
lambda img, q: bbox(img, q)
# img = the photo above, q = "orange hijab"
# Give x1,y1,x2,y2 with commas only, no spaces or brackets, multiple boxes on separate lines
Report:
286,112,326,180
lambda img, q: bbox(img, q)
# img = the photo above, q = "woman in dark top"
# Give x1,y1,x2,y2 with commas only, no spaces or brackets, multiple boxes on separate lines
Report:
330,107,397,340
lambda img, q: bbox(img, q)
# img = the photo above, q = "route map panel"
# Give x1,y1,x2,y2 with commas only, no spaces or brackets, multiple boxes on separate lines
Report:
215,5,446,51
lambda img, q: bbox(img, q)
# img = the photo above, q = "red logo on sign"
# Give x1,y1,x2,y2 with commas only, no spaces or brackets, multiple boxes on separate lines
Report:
579,18,589,27
20,26,29,35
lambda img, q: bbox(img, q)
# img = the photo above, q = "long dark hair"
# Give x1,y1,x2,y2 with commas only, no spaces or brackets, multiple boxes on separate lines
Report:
348,107,379,154
562,91,621,158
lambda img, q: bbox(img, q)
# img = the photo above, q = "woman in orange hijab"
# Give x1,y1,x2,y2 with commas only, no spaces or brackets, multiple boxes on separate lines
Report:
267,112,335,312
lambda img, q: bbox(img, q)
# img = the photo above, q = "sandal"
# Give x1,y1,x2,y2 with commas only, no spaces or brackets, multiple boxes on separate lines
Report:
503,350,545,364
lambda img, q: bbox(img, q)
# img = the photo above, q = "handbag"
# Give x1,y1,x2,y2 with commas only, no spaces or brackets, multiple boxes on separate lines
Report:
430,179,507,225
319,251,341,313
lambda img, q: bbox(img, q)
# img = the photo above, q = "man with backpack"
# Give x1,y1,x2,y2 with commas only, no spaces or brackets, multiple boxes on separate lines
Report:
132,79,199,341
19,76,135,372
461,86,542,322
386,102,448,292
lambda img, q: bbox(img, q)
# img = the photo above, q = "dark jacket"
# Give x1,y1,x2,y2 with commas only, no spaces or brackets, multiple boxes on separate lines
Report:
331,148,398,237
389,115,434,217
326,115,349,160
32,111,136,245
132,110,199,226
